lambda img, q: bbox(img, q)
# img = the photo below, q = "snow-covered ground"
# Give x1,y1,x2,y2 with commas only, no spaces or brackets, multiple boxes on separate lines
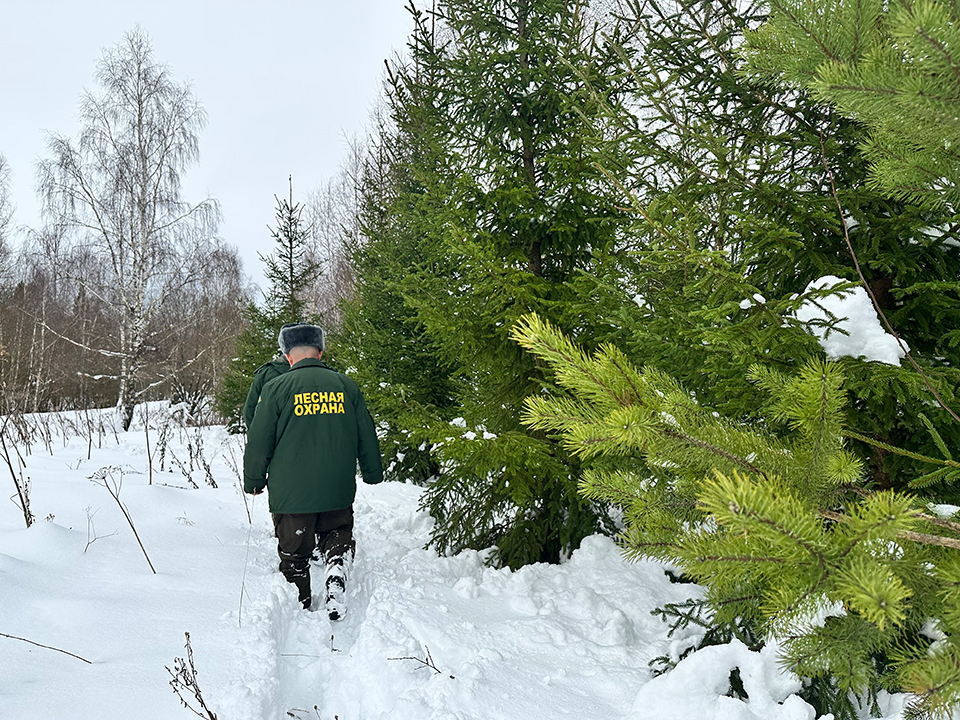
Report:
0,406,911,719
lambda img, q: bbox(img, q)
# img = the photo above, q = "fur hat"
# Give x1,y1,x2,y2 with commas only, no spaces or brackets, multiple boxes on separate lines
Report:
278,323,325,354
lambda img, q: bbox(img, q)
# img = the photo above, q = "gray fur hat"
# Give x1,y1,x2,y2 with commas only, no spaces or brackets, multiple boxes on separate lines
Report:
278,322,325,354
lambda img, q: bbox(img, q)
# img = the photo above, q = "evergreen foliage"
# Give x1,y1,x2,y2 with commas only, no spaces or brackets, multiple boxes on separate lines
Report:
340,0,635,567
260,184,320,323
513,313,960,718
405,0,643,568
328,0,960,713
214,187,320,429
342,0,960,572
570,0,960,496
212,302,284,431
742,0,960,209
333,11,458,487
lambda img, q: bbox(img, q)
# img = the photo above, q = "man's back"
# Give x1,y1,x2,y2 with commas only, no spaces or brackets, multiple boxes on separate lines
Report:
244,357,382,514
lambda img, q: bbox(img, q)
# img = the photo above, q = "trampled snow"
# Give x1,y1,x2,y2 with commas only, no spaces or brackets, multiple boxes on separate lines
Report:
0,407,913,719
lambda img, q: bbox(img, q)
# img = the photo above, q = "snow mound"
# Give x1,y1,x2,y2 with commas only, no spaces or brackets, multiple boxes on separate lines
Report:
628,640,811,720
796,275,907,366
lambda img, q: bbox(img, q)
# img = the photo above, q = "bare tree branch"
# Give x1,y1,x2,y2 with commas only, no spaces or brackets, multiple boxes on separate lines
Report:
0,631,92,664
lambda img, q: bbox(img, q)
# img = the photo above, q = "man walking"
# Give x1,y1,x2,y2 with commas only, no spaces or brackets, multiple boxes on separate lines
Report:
243,322,383,619
242,348,289,430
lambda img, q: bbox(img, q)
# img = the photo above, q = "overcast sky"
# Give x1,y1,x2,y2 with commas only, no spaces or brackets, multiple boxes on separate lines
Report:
1,1,413,291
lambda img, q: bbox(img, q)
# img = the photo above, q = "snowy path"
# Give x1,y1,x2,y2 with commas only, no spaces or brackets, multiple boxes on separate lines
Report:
0,416,913,719
218,481,702,719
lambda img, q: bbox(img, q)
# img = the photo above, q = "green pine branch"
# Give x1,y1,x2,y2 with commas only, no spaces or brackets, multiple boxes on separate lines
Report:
513,309,960,712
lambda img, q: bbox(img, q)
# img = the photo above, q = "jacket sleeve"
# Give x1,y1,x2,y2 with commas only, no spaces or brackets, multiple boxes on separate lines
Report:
243,385,278,493
352,384,384,485
241,371,264,431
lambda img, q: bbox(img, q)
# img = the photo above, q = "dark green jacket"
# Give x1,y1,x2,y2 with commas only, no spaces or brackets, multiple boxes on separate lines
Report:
242,359,290,430
243,358,383,513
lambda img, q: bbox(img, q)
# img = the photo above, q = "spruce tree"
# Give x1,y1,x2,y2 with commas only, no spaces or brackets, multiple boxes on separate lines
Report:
569,0,960,495
260,181,320,323
737,2,960,491
502,0,960,714
214,183,320,429
514,313,960,719
336,1,640,567
390,0,641,567
335,94,458,485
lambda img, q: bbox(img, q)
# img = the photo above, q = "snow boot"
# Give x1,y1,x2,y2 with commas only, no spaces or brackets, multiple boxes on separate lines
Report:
278,556,313,610
324,556,347,621
295,574,312,611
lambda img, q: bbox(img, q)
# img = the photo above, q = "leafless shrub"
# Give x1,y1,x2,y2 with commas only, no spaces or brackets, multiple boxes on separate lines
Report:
156,419,172,472
80,408,103,459
166,632,218,720
188,428,216,488
200,456,216,488
83,506,118,552
5,411,35,456
36,414,54,455
1,416,33,528
89,466,156,573
169,452,200,489
387,645,454,678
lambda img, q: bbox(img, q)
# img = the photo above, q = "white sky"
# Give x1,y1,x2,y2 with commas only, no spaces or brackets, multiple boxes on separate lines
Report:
0,0,413,291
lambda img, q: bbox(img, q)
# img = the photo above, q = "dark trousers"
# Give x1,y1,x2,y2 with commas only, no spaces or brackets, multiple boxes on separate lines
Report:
272,506,355,605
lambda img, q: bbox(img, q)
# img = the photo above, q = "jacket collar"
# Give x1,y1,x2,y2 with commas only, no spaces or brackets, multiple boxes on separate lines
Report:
290,357,323,370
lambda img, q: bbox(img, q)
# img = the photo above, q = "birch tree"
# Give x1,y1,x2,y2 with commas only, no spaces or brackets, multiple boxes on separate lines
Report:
0,153,13,278
302,138,364,328
38,27,219,429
